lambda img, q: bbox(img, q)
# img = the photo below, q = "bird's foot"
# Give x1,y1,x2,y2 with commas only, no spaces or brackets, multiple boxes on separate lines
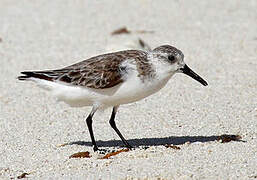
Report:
93,146,109,154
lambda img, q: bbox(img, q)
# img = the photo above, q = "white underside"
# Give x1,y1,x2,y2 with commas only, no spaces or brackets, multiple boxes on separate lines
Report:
27,68,174,109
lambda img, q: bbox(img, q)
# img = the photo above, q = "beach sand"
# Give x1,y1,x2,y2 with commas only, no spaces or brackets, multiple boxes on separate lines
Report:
0,0,256,179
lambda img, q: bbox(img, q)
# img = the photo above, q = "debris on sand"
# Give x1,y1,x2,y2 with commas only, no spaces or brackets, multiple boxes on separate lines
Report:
100,149,130,159
138,38,151,51
111,27,131,35
17,172,29,179
111,27,154,36
69,151,91,158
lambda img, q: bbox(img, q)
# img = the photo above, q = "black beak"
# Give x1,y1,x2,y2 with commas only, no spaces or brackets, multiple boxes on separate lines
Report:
181,64,208,86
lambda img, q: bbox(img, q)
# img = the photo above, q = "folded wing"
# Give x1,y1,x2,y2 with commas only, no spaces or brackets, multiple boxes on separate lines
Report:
18,50,146,89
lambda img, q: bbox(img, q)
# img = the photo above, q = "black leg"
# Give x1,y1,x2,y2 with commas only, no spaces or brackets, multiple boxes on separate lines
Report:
86,108,98,151
109,106,132,149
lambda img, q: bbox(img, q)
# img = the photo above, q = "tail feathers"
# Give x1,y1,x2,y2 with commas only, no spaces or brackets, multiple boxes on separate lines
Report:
18,71,55,81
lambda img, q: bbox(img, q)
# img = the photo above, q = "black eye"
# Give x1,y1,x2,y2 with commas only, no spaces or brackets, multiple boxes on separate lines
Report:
168,55,175,62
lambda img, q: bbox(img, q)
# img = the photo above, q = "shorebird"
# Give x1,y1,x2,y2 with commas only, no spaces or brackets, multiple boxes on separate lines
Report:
18,45,208,151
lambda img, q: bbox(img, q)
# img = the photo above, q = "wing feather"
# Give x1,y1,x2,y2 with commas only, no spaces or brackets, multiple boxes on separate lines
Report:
19,50,147,89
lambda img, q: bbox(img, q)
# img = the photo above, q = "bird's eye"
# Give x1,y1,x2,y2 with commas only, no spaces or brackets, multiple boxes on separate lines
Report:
168,55,175,62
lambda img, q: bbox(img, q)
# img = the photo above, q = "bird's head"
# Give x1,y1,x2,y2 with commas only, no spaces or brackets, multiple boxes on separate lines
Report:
153,45,208,86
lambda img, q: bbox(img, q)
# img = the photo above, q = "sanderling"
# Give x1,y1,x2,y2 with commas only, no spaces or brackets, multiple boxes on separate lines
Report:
18,45,208,151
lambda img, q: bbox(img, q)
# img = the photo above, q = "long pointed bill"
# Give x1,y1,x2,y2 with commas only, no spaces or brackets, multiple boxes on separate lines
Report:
181,64,208,86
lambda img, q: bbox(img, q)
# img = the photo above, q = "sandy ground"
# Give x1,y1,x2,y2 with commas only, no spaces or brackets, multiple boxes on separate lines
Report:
0,0,256,179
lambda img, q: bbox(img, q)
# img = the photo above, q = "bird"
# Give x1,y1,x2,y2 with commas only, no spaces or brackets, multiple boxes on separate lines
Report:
18,45,208,151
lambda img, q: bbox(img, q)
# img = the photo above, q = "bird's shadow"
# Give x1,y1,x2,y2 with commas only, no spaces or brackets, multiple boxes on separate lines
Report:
66,134,245,148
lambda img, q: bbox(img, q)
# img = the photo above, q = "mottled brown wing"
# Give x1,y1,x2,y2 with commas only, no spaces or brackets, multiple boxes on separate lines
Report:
19,50,147,89
57,58,123,89
54,50,147,89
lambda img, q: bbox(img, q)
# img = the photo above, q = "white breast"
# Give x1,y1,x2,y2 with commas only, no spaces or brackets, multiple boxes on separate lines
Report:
100,69,172,107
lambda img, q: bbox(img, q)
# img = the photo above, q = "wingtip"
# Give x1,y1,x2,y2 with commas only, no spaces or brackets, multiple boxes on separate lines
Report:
17,75,28,80
18,71,54,81
18,71,35,80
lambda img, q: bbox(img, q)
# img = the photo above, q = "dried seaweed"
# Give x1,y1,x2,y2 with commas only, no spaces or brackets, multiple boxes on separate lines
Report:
111,27,131,35
100,149,129,159
69,151,91,158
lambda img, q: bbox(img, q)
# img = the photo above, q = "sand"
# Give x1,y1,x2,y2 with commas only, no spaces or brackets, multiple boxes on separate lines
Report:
0,0,256,179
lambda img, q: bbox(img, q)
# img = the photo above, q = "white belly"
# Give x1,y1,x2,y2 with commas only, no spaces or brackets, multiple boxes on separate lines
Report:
99,72,173,107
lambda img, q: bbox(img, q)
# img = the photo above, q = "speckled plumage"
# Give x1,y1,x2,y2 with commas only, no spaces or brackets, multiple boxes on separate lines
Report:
19,50,155,89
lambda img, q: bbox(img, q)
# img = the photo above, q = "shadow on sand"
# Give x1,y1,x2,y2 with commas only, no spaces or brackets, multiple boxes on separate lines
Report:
67,134,245,148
